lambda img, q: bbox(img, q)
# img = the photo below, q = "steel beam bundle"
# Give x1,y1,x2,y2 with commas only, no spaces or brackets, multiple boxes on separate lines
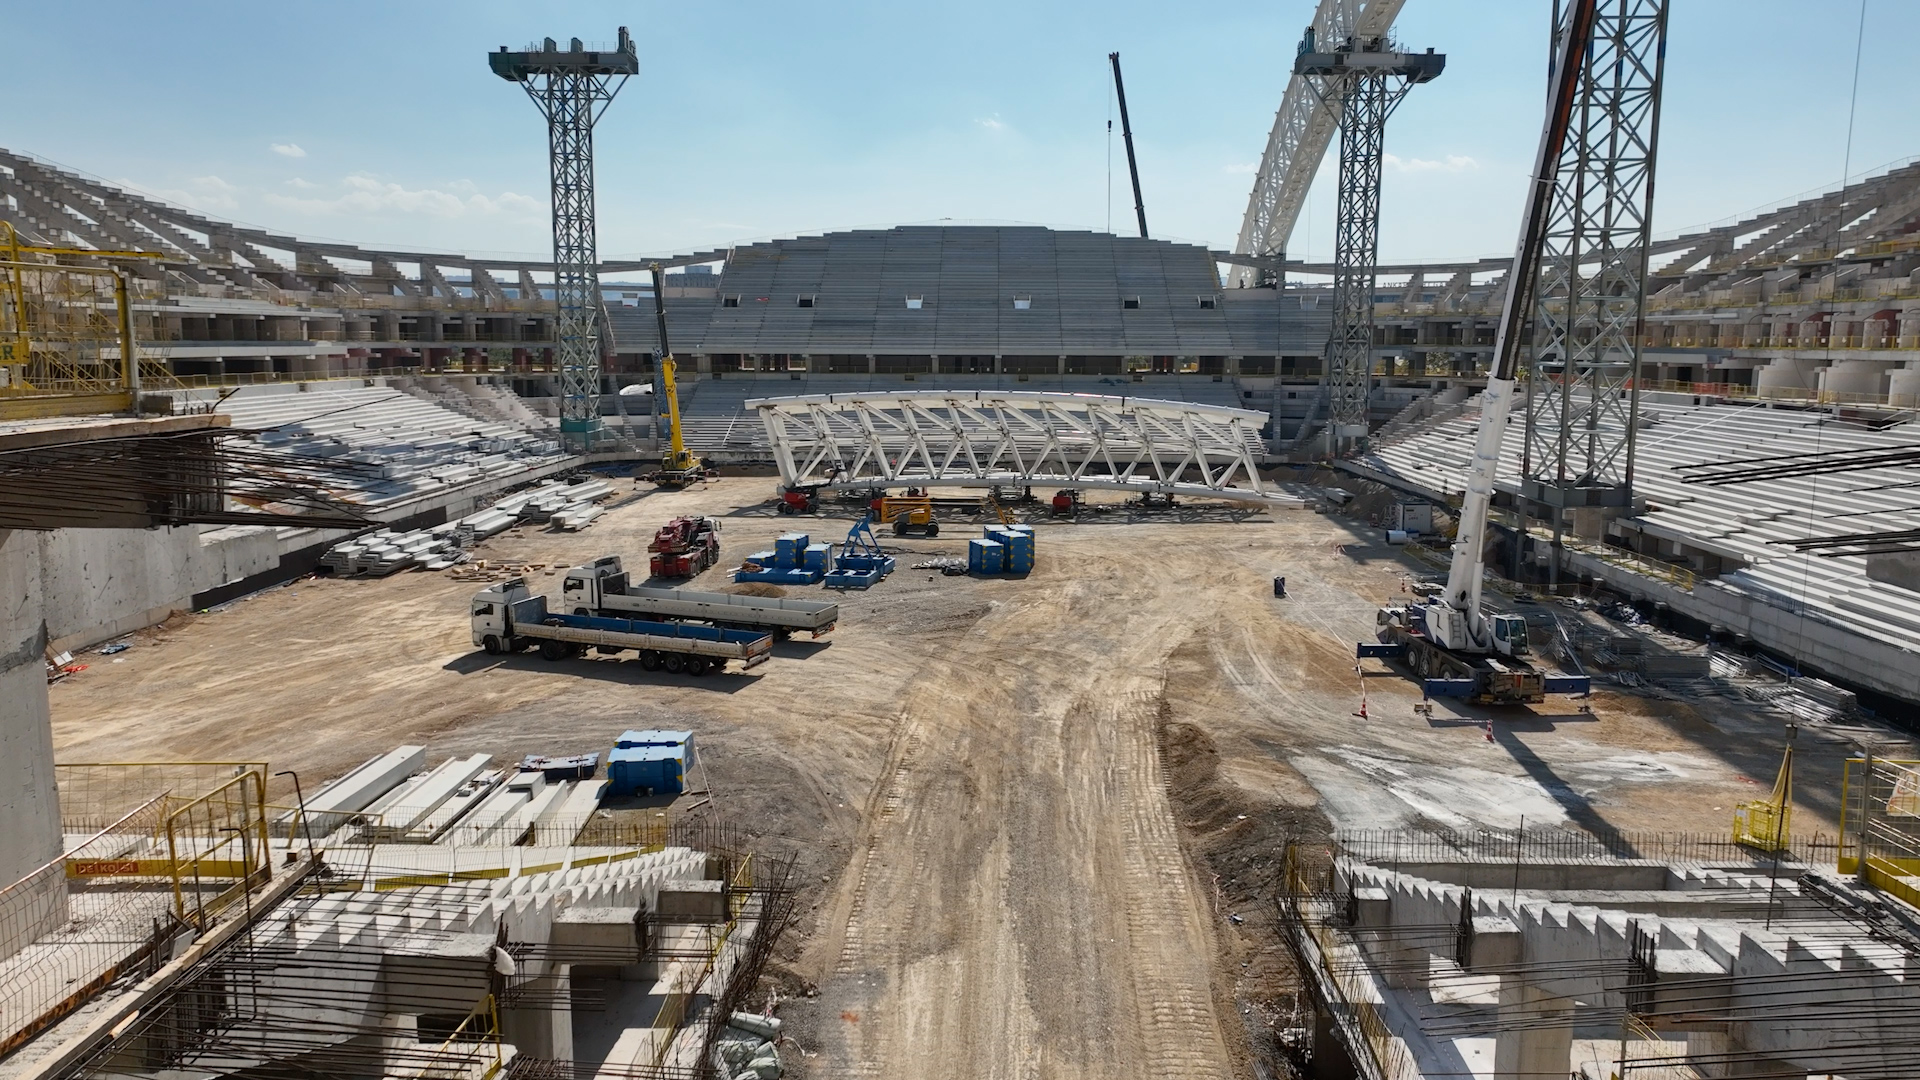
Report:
1519,0,1668,510
492,32,638,451
750,391,1289,504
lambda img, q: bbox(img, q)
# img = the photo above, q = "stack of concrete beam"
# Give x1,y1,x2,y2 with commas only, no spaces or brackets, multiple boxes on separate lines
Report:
407,768,504,842
365,754,492,841
1355,396,1920,705
278,745,426,838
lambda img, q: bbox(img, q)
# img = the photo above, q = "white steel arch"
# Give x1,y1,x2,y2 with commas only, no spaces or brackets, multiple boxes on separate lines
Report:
1228,0,1406,290
749,392,1294,505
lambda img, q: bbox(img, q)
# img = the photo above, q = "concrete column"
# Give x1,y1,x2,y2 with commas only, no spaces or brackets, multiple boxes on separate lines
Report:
500,965,572,1059
867,354,877,374
1495,982,1572,1079
1466,917,1573,1079
0,530,66,962
1058,355,1067,375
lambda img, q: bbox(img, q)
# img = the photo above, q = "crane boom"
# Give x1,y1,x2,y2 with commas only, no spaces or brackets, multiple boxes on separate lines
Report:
647,262,704,488
1108,52,1149,239
1433,0,1597,650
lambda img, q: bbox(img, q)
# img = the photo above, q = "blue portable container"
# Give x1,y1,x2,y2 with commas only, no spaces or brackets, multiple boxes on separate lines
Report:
641,746,687,794
774,533,810,569
1003,532,1035,574
968,538,1005,574
743,550,778,569
606,746,654,797
1007,524,1035,542
984,525,1012,541
607,745,690,796
803,543,834,573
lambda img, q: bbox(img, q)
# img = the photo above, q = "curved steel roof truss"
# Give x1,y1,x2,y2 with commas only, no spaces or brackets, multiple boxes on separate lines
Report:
749,392,1295,505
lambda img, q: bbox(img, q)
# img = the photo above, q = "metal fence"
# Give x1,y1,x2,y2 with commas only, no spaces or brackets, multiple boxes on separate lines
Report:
1838,757,1920,910
0,764,274,1055
57,761,267,833
1334,826,1842,869
0,795,178,1056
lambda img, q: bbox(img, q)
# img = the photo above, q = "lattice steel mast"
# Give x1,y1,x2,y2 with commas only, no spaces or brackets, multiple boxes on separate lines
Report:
491,30,637,451
1519,0,1666,545
1230,0,1406,291
1294,31,1443,451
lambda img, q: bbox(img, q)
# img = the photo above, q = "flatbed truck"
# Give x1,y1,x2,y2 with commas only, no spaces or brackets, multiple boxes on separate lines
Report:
562,556,838,639
471,577,773,676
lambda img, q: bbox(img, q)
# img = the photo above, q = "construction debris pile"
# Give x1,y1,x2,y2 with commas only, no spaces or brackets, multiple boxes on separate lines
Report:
317,476,617,576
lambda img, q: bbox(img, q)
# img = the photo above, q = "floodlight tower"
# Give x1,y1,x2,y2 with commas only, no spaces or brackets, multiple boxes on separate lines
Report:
1293,30,1443,453
491,30,638,451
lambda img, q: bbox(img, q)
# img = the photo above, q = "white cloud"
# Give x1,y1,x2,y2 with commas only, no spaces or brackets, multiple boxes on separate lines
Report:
264,174,541,219
271,143,307,159
284,177,317,189
1223,161,1259,175
1384,153,1479,174
120,174,240,211
975,115,1006,131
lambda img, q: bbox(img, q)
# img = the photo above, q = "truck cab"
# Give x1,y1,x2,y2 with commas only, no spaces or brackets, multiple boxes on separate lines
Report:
562,556,629,615
1490,613,1531,658
472,577,540,653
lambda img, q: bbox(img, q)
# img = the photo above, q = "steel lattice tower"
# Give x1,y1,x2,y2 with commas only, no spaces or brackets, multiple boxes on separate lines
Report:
1520,0,1667,514
492,31,637,451
1294,35,1443,452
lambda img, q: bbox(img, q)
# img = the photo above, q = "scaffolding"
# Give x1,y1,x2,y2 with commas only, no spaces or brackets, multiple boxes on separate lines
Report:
0,222,174,419
0,763,272,1055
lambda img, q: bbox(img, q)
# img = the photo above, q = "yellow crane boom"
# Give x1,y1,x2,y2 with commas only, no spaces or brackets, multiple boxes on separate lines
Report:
647,262,705,487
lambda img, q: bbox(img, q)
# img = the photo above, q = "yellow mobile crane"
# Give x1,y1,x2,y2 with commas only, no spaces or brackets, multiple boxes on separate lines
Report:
645,262,708,489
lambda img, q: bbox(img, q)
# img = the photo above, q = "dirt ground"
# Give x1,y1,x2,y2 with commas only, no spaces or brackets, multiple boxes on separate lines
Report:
46,476,1873,1078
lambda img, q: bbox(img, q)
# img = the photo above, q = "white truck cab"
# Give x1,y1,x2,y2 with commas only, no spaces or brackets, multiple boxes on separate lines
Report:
1490,612,1530,658
561,556,628,615
472,577,539,652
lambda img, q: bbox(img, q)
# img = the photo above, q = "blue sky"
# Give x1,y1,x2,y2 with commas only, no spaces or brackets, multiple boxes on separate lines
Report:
5,1,1912,264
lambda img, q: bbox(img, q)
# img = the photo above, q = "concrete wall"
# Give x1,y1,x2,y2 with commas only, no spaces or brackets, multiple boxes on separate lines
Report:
36,525,278,653
0,530,67,953
1,522,282,908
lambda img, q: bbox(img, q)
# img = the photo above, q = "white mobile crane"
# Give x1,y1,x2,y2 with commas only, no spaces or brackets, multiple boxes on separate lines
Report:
1360,0,1598,706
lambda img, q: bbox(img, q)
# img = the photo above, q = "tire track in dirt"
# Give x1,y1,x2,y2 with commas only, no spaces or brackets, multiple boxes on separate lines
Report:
809,563,1237,1079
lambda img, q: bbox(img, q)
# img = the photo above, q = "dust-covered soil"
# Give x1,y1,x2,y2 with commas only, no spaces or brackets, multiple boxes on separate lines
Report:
48,477,1847,1078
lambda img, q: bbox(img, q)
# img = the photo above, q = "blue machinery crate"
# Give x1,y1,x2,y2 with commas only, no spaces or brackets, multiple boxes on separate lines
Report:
973,525,1035,576
825,513,897,589
736,530,837,585
608,746,686,796
968,537,1005,574
608,730,695,796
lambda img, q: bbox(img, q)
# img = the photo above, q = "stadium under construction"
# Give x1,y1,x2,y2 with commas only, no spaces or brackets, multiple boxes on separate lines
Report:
6,3,1920,1079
